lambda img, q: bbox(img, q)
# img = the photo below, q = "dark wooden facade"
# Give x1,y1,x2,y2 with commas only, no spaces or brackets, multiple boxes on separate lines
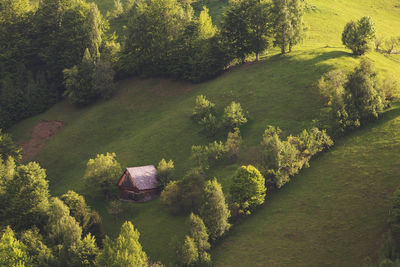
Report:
117,167,160,202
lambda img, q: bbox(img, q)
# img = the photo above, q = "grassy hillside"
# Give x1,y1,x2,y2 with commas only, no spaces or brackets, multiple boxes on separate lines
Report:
212,104,400,266
10,0,400,265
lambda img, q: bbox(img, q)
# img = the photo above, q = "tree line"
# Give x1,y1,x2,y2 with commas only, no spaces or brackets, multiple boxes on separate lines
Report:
0,0,306,129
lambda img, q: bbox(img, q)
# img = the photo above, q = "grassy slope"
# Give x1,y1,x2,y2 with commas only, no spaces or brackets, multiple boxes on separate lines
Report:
10,0,400,265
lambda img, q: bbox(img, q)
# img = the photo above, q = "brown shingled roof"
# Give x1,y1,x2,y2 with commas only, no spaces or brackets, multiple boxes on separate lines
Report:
126,165,158,190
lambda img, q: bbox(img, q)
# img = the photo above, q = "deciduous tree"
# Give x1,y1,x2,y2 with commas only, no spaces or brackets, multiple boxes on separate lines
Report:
200,178,230,241
230,165,266,214
84,152,122,195
342,16,376,55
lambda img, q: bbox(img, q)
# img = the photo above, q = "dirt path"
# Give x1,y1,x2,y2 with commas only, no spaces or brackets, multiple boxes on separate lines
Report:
20,120,63,162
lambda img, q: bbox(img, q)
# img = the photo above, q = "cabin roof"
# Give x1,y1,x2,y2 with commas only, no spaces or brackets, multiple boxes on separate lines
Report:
126,165,158,190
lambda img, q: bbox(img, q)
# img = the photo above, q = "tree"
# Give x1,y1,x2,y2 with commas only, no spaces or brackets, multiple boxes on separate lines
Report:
344,58,384,123
220,0,250,63
272,0,305,54
47,198,82,248
84,152,122,195
206,141,228,162
96,221,148,267
200,178,230,241
221,0,272,62
0,227,31,267
191,95,216,122
382,75,400,103
247,0,272,61
198,6,216,40
317,70,347,106
70,233,99,267
199,113,218,137
112,0,124,18
179,235,198,266
0,129,22,161
187,213,211,265
179,169,205,213
20,228,55,266
190,145,209,171
318,59,386,134
342,16,376,56
226,127,242,159
1,162,50,230
121,0,192,76
157,158,175,187
92,60,116,100
383,37,400,54
230,165,266,214
63,49,97,106
222,101,248,130
161,180,181,214
61,190,91,231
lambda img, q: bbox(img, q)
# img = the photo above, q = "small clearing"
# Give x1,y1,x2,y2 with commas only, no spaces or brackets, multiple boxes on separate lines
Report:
20,120,63,161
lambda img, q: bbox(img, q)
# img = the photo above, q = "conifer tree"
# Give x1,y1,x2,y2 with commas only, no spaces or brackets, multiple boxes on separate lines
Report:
96,221,148,267
0,227,31,267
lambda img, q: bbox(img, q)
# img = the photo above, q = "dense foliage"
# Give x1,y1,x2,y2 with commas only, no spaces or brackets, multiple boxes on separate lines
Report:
118,0,229,82
156,158,175,188
0,0,117,128
342,16,376,55
318,59,387,135
272,0,306,54
84,152,122,194
230,165,266,215
261,125,333,188
96,221,148,267
200,178,230,241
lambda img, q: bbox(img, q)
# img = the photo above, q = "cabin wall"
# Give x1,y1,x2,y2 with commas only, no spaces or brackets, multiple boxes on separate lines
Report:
119,187,160,202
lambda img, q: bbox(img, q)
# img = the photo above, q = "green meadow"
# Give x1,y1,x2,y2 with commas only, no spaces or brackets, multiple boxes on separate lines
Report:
11,0,400,265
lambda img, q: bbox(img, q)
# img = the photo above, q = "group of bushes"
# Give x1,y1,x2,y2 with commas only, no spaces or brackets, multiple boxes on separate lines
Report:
260,126,333,188
191,95,248,137
318,58,398,135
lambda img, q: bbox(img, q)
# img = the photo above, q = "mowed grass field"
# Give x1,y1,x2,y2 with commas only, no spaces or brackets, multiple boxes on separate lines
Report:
11,0,400,265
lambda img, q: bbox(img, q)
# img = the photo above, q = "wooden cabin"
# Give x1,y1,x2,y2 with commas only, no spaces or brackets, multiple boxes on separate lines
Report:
117,165,160,201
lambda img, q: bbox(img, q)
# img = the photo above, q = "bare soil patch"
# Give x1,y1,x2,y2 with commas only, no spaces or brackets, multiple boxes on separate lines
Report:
20,120,63,161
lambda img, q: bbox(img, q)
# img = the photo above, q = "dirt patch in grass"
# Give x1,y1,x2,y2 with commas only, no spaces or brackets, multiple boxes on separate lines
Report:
20,120,63,161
